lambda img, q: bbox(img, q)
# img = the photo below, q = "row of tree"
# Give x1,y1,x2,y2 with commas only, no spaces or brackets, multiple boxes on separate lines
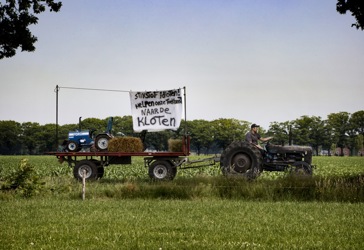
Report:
0,111,363,156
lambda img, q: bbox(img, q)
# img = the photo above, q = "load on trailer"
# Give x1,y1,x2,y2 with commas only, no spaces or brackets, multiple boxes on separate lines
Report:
62,117,114,152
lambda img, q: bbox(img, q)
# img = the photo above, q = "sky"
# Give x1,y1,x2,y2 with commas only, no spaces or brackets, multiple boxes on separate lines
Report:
1,0,363,129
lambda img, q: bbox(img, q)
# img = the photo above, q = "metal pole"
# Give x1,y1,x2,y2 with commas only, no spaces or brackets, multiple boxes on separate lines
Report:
184,86,187,136
55,85,59,150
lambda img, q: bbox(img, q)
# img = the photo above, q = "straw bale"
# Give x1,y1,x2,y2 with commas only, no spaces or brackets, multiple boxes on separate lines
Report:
168,138,183,152
108,137,144,152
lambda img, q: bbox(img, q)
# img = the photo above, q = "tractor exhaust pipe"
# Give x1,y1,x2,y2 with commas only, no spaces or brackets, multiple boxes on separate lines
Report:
79,117,82,131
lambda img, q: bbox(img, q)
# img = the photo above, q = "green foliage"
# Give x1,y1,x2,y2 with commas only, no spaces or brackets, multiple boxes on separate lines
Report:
337,0,364,30
0,0,62,59
1,158,44,197
1,111,364,155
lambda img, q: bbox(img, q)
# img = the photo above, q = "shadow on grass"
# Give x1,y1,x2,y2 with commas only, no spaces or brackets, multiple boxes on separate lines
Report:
2,173,363,202
73,174,364,202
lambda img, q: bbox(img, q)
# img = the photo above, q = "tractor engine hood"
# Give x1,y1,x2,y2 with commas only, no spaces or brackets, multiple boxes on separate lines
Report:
267,144,312,154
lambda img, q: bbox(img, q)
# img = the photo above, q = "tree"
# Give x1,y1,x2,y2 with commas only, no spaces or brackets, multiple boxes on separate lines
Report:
0,120,22,154
349,110,364,154
0,0,62,59
268,121,292,146
327,112,350,155
187,119,214,155
336,0,364,30
350,110,364,136
211,118,249,150
21,122,41,154
293,116,326,155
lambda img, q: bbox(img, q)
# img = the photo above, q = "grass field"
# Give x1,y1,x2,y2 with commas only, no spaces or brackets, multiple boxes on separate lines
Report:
0,156,364,249
1,199,363,249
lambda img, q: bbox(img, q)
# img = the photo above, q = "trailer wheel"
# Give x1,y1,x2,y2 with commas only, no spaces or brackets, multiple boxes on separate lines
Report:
148,160,176,181
98,167,105,179
66,140,79,152
289,161,312,177
73,160,98,181
95,135,110,151
89,159,104,179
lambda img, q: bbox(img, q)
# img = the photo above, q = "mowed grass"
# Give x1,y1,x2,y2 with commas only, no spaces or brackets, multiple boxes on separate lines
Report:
1,199,363,249
0,155,364,249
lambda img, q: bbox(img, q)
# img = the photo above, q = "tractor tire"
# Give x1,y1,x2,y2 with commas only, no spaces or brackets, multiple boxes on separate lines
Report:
95,135,110,151
220,141,263,179
304,150,312,165
89,159,104,179
289,161,312,177
98,167,105,179
73,160,98,181
148,160,177,181
66,140,79,152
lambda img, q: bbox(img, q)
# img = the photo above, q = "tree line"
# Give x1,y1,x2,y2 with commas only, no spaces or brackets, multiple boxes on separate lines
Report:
0,110,363,156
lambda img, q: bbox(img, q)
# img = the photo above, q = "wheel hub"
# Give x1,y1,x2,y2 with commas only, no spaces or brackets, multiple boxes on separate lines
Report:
231,153,251,173
153,165,167,179
78,165,92,178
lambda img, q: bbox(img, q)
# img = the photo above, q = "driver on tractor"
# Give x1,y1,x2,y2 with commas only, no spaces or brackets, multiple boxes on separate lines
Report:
245,123,273,153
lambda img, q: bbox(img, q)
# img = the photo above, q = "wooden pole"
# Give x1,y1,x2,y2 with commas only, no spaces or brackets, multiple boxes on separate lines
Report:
82,169,86,200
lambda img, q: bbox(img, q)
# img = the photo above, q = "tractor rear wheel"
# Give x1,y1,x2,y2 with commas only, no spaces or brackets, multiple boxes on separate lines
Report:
289,161,312,177
95,135,110,151
220,141,263,179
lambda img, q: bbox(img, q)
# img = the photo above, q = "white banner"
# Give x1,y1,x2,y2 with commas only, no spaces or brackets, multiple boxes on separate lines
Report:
129,88,183,132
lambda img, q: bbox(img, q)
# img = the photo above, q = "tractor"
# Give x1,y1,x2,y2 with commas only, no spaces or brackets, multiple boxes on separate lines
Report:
62,117,114,152
220,139,313,179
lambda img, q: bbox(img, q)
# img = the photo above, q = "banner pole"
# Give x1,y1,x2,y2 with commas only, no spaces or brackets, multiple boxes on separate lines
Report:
184,86,187,136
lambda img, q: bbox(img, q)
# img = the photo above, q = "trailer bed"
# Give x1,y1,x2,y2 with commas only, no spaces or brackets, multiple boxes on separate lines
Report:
47,151,189,157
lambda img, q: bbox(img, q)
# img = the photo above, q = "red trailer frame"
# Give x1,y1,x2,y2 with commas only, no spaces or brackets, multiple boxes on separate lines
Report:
48,136,218,181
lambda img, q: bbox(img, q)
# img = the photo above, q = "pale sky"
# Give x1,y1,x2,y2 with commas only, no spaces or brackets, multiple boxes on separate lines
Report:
1,0,363,129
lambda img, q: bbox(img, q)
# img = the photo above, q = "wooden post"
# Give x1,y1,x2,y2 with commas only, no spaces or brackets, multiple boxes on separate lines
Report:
82,169,86,200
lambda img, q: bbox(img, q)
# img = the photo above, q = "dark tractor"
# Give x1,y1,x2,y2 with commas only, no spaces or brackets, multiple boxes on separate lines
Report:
220,139,313,179
62,117,114,152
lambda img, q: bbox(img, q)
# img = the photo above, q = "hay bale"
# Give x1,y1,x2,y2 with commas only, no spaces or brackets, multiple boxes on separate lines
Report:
108,137,144,152
168,138,183,152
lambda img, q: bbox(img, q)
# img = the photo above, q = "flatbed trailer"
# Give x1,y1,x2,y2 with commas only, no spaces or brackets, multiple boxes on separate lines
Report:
48,138,219,181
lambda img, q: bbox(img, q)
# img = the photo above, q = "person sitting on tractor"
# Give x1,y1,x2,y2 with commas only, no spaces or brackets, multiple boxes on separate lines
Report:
245,123,273,152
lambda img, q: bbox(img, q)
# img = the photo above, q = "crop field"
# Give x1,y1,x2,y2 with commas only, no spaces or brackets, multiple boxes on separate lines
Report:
0,155,364,249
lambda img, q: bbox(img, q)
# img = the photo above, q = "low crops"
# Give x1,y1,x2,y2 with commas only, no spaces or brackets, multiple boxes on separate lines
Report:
0,156,363,202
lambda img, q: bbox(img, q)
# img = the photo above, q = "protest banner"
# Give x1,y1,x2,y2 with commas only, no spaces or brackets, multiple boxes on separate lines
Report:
129,88,183,132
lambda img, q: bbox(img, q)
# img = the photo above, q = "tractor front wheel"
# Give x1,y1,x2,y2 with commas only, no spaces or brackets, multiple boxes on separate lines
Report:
66,140,79,152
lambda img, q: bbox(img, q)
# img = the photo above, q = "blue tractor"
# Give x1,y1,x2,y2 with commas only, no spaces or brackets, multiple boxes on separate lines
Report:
62,117,114,152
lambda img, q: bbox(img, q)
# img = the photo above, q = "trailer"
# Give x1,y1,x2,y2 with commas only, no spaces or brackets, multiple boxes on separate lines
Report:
48,136,219,181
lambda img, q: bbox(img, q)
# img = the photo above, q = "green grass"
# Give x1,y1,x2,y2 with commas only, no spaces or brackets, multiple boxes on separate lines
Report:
0,155,363,179
0,156,363,202
1,199,363,249
0,155,363,249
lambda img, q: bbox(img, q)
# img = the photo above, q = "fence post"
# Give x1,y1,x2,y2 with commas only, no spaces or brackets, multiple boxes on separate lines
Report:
82,169,86,200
